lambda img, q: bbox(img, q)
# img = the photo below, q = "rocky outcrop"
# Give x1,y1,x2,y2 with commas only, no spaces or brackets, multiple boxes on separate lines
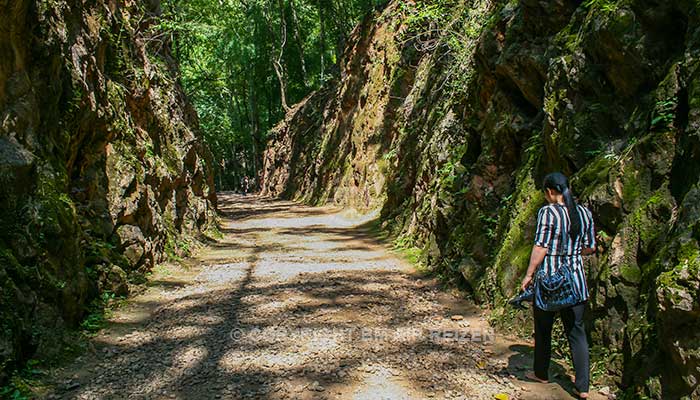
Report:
0,0,216,381
262,0,700,397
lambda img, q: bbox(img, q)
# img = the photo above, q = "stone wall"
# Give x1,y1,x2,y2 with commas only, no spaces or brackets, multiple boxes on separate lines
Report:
0,0,217,381
261,0,700,397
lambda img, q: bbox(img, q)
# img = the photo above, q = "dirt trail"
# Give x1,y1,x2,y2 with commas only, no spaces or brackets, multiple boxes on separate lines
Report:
48,194,602,399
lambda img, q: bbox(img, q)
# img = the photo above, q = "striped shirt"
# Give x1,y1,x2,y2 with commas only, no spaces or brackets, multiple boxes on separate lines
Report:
534,203,595,301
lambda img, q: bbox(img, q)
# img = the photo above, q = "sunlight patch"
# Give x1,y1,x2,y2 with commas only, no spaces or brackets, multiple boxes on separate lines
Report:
195,263,248,283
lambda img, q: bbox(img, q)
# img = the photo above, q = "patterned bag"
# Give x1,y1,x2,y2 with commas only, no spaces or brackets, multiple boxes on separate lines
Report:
534,258,581,312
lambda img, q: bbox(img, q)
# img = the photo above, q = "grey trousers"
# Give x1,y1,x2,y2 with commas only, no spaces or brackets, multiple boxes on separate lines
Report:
533,301,590,393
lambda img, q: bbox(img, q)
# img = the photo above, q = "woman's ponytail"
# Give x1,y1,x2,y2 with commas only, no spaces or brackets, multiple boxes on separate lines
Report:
543,172,582,241
562,186,581,241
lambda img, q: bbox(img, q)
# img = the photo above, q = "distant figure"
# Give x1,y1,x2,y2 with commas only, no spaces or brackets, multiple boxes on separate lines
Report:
520,172,596,399
242,176,250,195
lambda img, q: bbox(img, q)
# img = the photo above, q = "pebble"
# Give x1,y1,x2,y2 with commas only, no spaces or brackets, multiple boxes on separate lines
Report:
599,386,610,394
46,198,524,400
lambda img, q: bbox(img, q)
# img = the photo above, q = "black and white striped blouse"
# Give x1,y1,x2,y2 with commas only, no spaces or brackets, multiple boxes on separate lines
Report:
534,203,596,302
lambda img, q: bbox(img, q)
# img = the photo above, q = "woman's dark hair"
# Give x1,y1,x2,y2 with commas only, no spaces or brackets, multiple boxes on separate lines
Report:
543,172,581,241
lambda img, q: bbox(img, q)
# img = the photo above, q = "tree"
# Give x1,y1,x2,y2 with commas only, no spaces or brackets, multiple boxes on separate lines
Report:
161,0,387,190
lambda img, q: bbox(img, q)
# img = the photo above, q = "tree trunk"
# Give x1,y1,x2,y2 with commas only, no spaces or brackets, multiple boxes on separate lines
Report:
336,0,350,73
318,0,325,83
270,0,290,113
247,73,261,180
289,0,309,89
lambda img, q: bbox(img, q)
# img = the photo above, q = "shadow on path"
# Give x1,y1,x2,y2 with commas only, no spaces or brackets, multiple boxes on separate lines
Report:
48,194,589,400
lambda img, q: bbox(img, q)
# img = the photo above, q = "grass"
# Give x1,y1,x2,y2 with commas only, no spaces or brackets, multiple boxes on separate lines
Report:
151,263,174,276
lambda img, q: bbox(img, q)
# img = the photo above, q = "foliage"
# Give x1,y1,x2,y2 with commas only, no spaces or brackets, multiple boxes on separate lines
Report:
80,292,125,335
394,0,496,97
161,0,387,190
583,0,620,13
0,360,44,400
164,235,190,262
651,99,676,130
392,235,426,268
398,0,454,29
590,346,622,384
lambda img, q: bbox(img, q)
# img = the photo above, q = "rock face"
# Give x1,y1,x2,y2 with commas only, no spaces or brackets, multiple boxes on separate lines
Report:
0,0,216,381
262,0,700,397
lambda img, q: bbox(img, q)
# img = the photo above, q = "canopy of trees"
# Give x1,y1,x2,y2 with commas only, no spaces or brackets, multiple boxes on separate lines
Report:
161,0,387,190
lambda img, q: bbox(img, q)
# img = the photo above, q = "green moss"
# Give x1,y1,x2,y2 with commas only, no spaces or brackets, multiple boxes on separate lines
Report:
204,225,224,240
678,240,700,261
657,244,700,290
574,152,615,184
619,263,642,284
621,166,643,207
162,215,186,262
631,191,667,245
160,143,183,175
486,166,543,303
396,245,425,268
0,247,26,278
617,189,675,286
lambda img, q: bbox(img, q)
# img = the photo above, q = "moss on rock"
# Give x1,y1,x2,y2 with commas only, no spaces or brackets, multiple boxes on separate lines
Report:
0,0,217,383
261,0,700,396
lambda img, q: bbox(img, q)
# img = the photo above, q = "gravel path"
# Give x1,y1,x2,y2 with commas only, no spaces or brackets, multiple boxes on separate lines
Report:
47,194,600,400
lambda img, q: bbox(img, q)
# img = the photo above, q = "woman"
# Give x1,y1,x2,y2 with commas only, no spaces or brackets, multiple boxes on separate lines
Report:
520,172,596,399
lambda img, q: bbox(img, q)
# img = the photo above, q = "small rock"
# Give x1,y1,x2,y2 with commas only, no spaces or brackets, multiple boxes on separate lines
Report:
307,381,325,392
450,315,464,321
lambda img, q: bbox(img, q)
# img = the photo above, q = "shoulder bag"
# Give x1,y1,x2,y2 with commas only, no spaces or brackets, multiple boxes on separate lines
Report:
533,256,582,312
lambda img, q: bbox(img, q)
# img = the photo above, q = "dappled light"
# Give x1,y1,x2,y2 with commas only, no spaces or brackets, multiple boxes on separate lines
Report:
3,0,699,398
46,195,559,399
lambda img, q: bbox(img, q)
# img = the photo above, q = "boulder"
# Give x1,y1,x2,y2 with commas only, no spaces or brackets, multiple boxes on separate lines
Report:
97,264,129,296
116,225,146,269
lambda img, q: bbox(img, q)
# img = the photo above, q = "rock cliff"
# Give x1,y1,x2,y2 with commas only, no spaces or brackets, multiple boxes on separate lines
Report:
262,0,700,397
0,0,216,381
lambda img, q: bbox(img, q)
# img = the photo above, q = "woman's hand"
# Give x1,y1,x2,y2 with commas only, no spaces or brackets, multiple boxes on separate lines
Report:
522,245,547,292
521,274,533,292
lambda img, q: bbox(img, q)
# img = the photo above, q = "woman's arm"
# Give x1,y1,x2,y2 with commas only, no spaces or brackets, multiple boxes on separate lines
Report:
581,207,596,256
521,245,548,291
